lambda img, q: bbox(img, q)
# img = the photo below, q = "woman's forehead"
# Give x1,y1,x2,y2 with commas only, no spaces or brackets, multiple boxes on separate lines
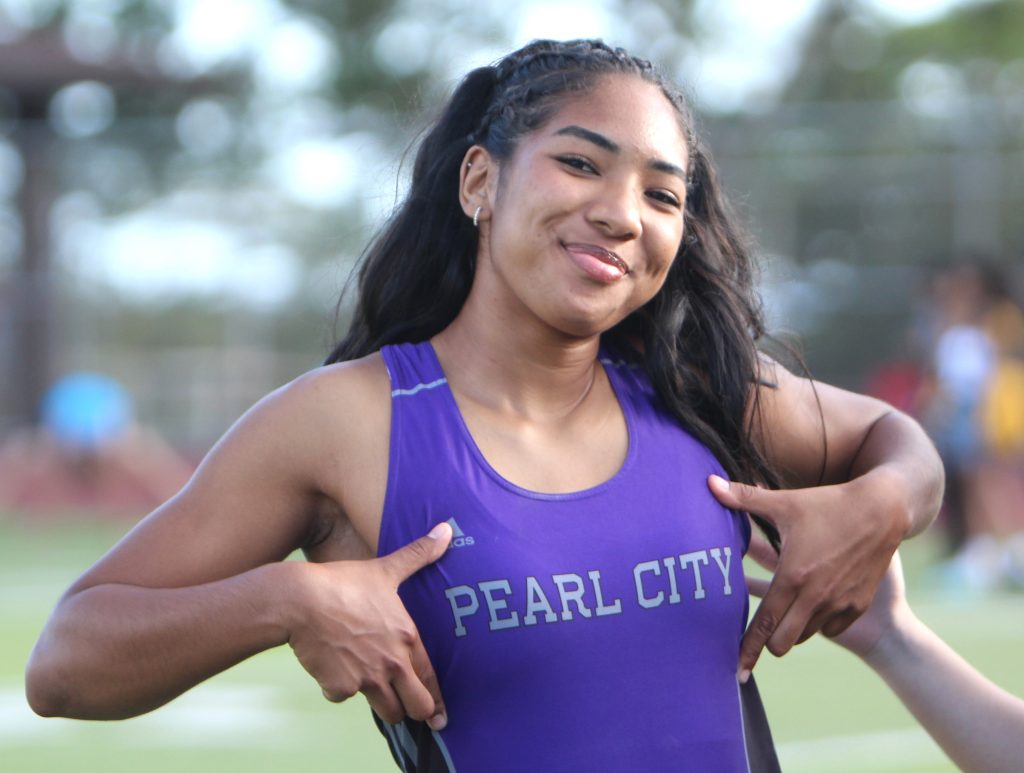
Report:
535,75,689,166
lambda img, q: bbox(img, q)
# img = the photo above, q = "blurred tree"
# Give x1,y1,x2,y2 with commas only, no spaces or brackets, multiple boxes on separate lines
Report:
783,0,1024,103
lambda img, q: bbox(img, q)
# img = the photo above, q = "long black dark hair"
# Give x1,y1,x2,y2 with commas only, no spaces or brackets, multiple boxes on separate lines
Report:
326,39,780,544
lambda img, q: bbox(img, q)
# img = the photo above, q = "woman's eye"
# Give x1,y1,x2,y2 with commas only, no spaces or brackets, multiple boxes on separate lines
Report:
558,155,597,174
647,190,681,208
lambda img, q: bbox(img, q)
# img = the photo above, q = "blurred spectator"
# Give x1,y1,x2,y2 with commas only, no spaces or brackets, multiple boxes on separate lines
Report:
0,372,194,515
923,265,995,552
864,358,925,417
974,268,1024,587
42,373,132,453
920,261,1024,591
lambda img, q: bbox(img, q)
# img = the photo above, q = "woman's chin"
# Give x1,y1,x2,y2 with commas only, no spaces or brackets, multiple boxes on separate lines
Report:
544,305,632,341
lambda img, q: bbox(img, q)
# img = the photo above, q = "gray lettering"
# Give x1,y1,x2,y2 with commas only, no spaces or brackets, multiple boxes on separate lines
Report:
633,560,664,608
588,570,623,616
445,585,480,637
662,556,681,604
552,573,592,620
479,579,520,631
710,547,733,595
523,575,558,625
679,550,709,600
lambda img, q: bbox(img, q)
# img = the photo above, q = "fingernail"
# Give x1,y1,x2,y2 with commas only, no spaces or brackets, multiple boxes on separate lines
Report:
709,474,729,493
427,712,447,731
737,668,750,684
428,522,451,540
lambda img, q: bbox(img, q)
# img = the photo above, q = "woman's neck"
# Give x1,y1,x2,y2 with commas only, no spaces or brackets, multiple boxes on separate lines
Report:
432,295,603,424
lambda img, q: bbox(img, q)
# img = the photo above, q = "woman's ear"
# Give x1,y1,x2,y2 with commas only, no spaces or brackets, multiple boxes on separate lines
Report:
459,145,495,226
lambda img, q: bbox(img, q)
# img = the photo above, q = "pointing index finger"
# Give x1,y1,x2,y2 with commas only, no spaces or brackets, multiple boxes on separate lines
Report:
379,522,453,584
739,573,796,682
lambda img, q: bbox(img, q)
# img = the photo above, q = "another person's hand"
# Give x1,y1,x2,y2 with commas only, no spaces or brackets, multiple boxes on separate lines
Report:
749,539,1024,773
710,474,905,679
286,522,452,729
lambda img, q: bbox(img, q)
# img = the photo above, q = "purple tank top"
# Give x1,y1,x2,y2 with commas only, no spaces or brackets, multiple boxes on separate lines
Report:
376,341,754,772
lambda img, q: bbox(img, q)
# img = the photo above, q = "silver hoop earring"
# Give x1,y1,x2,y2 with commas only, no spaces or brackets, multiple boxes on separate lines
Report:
473,206,481,228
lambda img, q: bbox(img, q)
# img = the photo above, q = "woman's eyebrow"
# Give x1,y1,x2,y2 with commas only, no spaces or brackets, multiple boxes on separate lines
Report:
650,159,688,182
554,124,619,152
554,124,687,182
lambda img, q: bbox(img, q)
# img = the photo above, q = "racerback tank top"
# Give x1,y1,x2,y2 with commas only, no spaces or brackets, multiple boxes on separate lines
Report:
374,341,776,772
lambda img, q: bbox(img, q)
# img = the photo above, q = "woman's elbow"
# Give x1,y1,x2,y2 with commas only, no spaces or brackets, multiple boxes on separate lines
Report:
24,646,72,718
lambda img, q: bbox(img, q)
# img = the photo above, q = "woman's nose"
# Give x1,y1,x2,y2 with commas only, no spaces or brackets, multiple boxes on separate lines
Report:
585,176,642,239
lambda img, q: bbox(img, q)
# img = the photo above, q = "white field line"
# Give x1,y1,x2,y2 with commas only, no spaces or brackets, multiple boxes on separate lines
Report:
0,684,309,748
777,727,950,771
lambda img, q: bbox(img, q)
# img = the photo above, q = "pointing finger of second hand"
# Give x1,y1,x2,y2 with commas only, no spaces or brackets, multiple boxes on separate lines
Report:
738,577,795,682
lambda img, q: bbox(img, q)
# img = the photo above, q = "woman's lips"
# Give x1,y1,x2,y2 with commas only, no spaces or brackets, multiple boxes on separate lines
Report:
563,243,629,284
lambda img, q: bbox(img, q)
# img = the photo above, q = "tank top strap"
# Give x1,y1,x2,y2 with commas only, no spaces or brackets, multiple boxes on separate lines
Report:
378,341,471,558
380,341,448,396
379,340,461,469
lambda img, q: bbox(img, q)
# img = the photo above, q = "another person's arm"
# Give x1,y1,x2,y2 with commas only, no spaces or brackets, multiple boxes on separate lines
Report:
749,546,1024,773
25,359,450,729
709,356,944,678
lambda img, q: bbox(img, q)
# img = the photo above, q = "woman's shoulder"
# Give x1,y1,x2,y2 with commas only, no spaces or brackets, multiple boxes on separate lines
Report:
290,351,390,400
278,352,392,440
219,352,392,481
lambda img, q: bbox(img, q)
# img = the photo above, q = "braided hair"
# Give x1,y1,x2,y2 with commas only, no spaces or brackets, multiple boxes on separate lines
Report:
326,39,780,541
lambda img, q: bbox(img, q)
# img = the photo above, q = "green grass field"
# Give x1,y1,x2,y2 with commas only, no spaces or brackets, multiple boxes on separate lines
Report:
3,514,1022,772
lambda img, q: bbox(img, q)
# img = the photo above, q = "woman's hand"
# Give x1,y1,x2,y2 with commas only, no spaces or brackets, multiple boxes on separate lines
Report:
287,523,453,729
743,528,907,662
710,472,906,679
827,551,907,660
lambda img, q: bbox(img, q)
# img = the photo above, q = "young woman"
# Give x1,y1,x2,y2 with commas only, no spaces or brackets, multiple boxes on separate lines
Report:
27,40,943,771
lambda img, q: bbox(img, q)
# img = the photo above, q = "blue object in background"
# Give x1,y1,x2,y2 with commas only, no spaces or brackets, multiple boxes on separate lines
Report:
41,373,133,451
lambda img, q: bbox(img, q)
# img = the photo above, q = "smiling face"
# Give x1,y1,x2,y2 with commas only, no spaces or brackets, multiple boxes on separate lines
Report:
468,73,690,340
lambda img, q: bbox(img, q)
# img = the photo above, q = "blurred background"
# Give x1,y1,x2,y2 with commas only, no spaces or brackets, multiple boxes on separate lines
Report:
2,0,1022,770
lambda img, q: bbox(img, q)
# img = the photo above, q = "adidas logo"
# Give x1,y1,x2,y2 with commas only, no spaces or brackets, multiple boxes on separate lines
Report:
447,517,475,549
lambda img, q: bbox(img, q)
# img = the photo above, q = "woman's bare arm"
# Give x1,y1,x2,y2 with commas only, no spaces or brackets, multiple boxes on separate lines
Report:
25,358,451,729
709,356,944,678
748,356,942,533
